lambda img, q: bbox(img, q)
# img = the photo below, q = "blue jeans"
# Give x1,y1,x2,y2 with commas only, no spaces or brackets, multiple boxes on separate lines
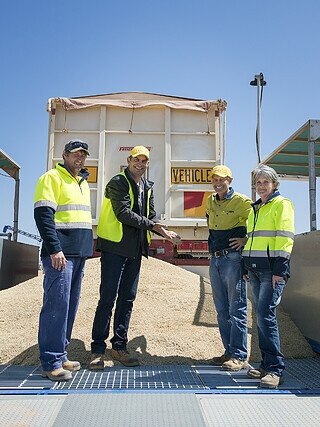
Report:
249,270,285,376
39,256,85,371
209,251,247,360
91,251,142,354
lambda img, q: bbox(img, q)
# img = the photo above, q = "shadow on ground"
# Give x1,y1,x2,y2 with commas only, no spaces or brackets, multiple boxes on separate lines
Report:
8,336,220,367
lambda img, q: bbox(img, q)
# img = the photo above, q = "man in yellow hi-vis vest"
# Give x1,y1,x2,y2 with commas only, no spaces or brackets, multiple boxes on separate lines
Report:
89,145,180,370
34,140,93,382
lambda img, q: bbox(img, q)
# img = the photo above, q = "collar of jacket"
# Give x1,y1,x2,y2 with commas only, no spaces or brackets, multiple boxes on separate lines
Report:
124,167,154,191
215,187,234,201
252,189,281,207
57,163,89,181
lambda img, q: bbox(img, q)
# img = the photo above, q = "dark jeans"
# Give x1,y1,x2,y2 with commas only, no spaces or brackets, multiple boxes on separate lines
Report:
249,270,285,376
91,251,142,354
209,251,248,360
39,256,85,371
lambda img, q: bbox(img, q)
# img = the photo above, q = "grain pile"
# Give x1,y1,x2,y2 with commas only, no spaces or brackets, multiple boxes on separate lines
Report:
0,257,315,366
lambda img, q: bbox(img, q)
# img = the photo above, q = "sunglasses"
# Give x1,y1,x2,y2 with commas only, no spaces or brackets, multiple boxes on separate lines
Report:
65,140,89,151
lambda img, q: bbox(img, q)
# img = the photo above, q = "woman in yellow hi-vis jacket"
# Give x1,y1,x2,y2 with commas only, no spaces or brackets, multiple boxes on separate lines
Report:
242,164,294,389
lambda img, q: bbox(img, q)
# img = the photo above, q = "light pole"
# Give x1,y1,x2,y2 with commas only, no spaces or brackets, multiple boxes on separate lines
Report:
250,73,267,163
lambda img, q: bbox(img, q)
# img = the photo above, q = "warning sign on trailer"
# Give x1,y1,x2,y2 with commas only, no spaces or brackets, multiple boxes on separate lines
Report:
171,167,212,184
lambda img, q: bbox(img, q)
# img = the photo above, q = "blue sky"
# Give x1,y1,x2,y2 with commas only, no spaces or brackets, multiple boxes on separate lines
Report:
1,0,319,243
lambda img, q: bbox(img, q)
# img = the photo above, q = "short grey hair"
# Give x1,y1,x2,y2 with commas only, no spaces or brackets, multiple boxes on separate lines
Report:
253,164,280,188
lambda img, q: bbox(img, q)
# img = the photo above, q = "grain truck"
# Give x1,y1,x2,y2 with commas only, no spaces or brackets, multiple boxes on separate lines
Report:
47,92,227,274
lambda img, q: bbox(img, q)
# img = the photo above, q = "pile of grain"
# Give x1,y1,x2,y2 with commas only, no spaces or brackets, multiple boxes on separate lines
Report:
0,257,315,366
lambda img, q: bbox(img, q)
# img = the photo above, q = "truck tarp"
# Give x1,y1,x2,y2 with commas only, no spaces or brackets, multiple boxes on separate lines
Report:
48,96,227,113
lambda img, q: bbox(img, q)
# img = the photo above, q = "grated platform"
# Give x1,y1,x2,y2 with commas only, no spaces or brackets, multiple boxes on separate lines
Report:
0,365,207,392
1,358,320,393
1,360,320,427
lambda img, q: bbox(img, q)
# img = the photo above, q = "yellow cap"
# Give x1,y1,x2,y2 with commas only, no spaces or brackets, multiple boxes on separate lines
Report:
130,145,150,159
211,165,233,179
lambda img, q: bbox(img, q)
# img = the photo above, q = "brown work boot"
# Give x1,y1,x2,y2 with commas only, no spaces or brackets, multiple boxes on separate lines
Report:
211,354,230,366
41,367,72,382
260,373,284,389
222,358,248,371
247,367,266,379
111,349,140,367
62,360,81,372
89,353,105,371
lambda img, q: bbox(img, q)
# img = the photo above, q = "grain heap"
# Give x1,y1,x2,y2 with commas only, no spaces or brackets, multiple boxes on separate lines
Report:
0,257,314,366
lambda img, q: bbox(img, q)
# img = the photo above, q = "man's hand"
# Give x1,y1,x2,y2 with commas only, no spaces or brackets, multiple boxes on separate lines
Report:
272,275,285,289
152,223,168,235
229,237,247,250
50,251,67,271
152,223,181,245
161,228,181,245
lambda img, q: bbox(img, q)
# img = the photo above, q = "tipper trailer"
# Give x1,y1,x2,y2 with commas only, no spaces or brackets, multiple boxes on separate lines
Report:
46,93,320,350
47,92,227,271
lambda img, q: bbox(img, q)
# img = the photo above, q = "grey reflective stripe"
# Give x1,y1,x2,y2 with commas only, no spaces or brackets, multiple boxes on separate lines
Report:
55,222,92,229
56,204,91,212
247,230,294,239
277,230,295,239
34,200,57,210
242,249,291,259
274,250,291,258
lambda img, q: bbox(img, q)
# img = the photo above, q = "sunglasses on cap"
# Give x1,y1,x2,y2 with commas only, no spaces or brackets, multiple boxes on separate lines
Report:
64,140,90,155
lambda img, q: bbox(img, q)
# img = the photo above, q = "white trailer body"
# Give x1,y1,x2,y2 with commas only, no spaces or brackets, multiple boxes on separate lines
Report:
47,92,227,267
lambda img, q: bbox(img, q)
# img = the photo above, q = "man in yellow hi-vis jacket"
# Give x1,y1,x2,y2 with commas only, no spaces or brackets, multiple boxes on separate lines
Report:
89,145,180,370
34,140,93,382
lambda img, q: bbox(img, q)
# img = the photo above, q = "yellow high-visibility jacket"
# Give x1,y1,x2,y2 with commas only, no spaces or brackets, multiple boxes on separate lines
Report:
242,191,294,277
34,163,93,258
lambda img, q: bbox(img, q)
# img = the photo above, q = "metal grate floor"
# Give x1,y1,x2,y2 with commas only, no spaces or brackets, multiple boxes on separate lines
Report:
285,358,320,389
0,365,207,392
54,365,206,391
1,360,320,427
1,358,320,393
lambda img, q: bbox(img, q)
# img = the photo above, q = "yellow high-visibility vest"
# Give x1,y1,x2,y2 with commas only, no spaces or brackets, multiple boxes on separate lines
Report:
97,172,151,243
34,163,92,229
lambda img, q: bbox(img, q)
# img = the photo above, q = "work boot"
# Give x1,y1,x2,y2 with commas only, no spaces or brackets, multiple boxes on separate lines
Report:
41,367,72,382
62,360,81,372
222,358,248,371
89,353,105,371
211,354,230,366
247,367,266,379
111,349,140,367
260,373,284,389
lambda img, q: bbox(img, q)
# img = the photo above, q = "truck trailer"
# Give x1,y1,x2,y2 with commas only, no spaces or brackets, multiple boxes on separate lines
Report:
47,92,227,273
